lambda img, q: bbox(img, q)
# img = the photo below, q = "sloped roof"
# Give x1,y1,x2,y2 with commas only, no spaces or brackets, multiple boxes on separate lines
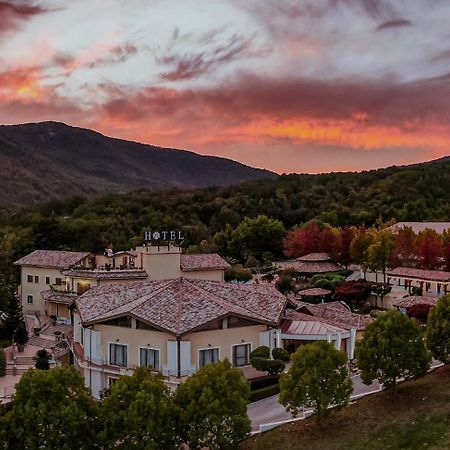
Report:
296,287,331,297
281,311,348,336
41,290,78,306
389,222,450,234
280,260,342,274
298,253,332,262
295,300,371,330
180,254,230,271
63,269,148,280
388,267,450,282
76,278,287,336
14,250,91,269
393,295,439,309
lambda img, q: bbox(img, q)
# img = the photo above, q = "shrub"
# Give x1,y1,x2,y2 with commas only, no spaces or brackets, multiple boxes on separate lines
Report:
35,349,52,370
249,375,279,391
272,347,290,362
250,384,280,402
266,359,286,375
250,356,269,372
0,349,6,377
250,346,270,359
13,325,28,346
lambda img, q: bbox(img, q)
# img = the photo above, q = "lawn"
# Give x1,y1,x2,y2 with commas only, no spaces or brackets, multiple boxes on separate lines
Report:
241,366,450,450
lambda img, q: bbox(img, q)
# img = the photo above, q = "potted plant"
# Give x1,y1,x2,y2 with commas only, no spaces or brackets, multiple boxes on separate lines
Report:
33,327,41,337
14,325,29,352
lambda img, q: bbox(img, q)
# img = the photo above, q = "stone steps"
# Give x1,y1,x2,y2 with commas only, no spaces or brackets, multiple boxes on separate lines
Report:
28,336,55,348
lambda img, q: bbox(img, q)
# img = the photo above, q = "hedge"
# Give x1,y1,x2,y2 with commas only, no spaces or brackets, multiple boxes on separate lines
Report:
249,383,280,403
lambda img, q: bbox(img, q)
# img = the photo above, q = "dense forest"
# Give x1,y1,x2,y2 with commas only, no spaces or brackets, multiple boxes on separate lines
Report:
0,157,449,269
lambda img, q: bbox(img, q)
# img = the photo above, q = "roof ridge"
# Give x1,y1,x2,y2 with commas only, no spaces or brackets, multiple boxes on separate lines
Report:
184,279,272,323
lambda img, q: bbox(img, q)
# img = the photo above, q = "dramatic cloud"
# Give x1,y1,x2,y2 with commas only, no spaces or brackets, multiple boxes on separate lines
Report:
0,1,48,35
0,0,449,173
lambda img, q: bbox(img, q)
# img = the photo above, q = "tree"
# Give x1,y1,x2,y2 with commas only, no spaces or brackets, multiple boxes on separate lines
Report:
407,303,433,324
275,269,295,294
356,310,431,390
417,229,443,269
250,346,287,375
229,215,285,262
279,341,352,420
0,275,22,340
333,280,372,311
367,229,394,283
35,349,52,370
350,226,374,278
100,367,179,450
390,226,417,267
332,226,356,268
0,366,100,449
174,359,250,450
426,295,450,364
442,230,450,271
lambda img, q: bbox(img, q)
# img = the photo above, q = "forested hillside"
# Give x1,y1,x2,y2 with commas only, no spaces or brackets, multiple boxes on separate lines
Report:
0,156,449,267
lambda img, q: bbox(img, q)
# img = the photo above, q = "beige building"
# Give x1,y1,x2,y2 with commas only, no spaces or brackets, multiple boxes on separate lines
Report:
70,278,287,398
14,245,230,322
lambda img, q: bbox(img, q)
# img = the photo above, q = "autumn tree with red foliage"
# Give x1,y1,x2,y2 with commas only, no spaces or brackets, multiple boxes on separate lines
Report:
407,303,433,324
390,226,417,267
332,227,356,268
333,280,372,311
284,220,337,258
417,229,443,269
442,230,450,271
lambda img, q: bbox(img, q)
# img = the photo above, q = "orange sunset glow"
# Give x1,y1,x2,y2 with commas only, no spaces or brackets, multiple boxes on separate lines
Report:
1,0,449,173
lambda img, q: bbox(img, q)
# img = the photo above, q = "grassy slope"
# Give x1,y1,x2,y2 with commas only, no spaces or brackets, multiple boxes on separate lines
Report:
241,366,450,450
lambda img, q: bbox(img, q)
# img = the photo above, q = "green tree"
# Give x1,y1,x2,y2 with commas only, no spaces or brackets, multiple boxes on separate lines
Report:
0,348,5,377
426,294,450,364
229,215,285,262
367,229,394,283
100,367,179,450
356,310,431,390
0,366,100,450
350,226,374,278
279,341,352,420
174,359,250,450
34,349,52,370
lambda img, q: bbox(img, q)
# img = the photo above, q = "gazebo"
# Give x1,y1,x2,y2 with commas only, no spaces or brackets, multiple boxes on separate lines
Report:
295,287,331,304
278,253,342,277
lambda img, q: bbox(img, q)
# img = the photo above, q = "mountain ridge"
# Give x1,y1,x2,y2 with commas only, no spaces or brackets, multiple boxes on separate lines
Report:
0,121,275,206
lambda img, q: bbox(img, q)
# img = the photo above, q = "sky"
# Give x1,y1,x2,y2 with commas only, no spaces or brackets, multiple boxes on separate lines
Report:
1,0,450,174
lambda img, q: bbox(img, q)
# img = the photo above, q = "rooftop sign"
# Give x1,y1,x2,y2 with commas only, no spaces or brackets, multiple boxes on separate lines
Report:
144,230,185,244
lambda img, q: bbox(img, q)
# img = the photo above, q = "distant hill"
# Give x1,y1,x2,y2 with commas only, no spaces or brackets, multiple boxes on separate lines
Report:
0,121,275,205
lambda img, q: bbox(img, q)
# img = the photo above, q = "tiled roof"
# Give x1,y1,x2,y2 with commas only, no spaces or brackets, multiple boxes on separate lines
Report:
298,253,332,262
14,250,91,269
281,311,348,336
296,287,331,297
41,290,78,306
388,267,450,282
76,278,287,336
63,269,148,280
294,300,372,330
389,222,450,235
393,295,439,309
280,260,342,274
180,254,230,271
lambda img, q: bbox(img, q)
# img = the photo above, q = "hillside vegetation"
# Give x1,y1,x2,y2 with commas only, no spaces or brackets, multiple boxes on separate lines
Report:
0,121,274,206
0,155,449,266
241,366,450,450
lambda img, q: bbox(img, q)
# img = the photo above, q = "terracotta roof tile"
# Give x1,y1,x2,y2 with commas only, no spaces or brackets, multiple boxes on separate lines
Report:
180,254,230,271
388,267,450,282
63,269,148,280
393,295,439,308
298,253,332,262
41,290,78,306
76,278,286,336
14,250,91,269
296,287,331,297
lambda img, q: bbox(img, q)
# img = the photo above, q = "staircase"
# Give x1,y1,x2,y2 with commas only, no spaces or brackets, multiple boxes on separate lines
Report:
28,336,55,348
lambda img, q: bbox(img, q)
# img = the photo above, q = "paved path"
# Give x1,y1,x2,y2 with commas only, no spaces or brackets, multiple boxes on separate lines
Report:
248,374,380,431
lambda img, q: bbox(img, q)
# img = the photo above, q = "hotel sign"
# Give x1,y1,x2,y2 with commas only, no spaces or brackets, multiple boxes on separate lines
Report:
144,230,185,243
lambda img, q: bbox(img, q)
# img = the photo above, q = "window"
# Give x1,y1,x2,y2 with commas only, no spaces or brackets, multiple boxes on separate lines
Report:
139,348,160,370
45,277,50,285
27,275,33,283
34,276,39,284
108,377,119,387
55,278,62,286
27,295,33,304
109,343,127,367
232,343,251,367
199,348,219,368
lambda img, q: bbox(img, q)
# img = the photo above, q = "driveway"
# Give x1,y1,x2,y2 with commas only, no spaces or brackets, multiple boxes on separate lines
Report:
249,361,442,431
